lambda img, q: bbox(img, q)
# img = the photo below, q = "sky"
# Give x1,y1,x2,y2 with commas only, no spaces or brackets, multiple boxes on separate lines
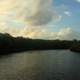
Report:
0,0,80,40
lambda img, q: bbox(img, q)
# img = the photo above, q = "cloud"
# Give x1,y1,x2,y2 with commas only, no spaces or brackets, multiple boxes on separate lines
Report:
76,0,80,3
0,0,80,40
0,0,60,27
55,28,80,40
13,0,60,26
64,11,71,16
0,24,80,40
18,27,80,40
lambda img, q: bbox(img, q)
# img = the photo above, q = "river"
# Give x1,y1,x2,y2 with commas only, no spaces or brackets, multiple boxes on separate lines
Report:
0,50,80,80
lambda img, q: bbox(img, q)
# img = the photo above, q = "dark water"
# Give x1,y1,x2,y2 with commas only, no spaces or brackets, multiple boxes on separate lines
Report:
0,50,80,80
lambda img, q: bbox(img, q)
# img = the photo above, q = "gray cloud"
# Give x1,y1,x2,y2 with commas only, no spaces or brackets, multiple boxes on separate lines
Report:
15,0,60,26
26,0,59,26
26,10,58,26
0,0,60,26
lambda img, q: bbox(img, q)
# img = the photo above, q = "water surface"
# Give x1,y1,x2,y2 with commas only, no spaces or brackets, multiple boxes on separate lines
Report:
0,50,80,80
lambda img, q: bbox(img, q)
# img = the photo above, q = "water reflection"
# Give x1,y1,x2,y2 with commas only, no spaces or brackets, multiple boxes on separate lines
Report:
0,50,80,80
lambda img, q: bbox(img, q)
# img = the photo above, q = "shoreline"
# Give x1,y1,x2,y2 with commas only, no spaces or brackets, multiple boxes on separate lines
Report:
0,49,79,55
0,33,80,54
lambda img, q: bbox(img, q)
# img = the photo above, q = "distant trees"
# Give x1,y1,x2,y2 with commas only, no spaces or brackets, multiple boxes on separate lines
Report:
0,33,80,54
70,41,80,52
0,33,13,48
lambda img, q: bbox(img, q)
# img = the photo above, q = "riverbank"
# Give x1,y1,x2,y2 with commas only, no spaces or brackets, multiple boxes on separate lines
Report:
70,44,80,53
0,33,80,54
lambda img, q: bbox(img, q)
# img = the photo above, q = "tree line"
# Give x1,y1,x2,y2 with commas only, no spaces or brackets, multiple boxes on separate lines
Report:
0,33,80,54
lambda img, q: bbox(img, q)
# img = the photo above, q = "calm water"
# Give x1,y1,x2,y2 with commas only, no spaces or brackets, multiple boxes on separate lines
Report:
0,50,80,80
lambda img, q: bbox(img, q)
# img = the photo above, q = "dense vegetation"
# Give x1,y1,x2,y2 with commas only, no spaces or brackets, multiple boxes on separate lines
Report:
0,33,80,54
